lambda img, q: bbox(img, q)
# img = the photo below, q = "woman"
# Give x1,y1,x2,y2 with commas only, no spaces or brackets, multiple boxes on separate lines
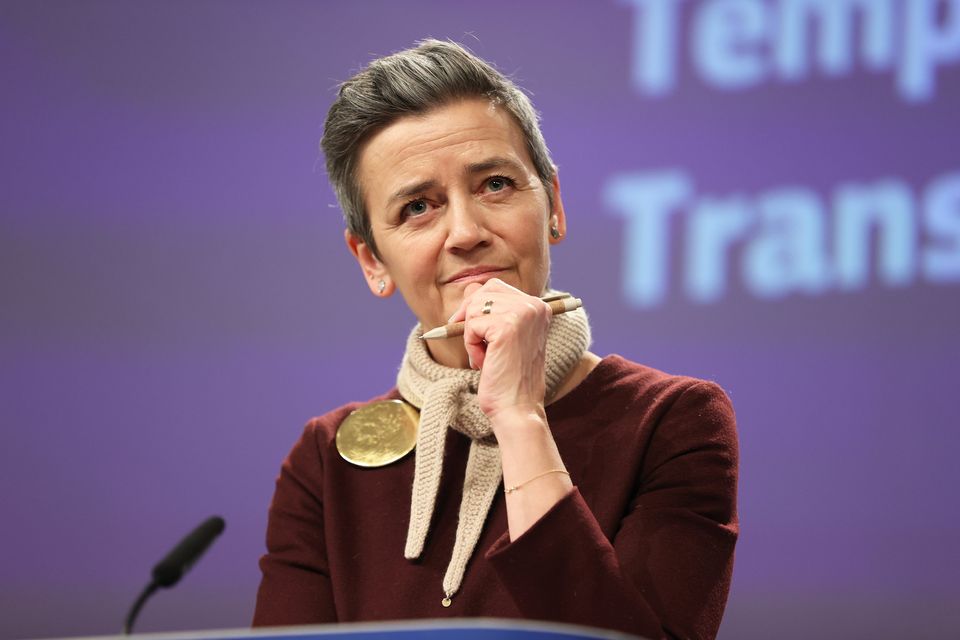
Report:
254,40,738,640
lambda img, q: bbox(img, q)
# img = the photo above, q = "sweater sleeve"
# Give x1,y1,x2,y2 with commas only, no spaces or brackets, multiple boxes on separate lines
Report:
485,381,739,640
253,420,337,626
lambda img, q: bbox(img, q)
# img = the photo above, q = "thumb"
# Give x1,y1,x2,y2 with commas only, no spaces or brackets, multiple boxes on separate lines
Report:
463,282,482,298
448,282,483,323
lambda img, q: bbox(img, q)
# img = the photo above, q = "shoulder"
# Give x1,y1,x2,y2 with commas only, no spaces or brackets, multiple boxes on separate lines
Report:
551,355,737,453
561,354,733,415
601,355,738,472
579,355,738,499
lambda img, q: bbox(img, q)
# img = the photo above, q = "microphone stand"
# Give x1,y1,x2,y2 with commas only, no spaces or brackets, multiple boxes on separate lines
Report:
123,516,225,634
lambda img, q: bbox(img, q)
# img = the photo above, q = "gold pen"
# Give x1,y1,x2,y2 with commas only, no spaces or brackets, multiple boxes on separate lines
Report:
420,294,583,340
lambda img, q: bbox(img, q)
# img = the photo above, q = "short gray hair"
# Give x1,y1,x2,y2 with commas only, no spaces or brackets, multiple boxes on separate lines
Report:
321,39,556,259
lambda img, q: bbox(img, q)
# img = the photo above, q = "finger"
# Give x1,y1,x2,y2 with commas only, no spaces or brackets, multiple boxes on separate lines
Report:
462,313,493,370
467,290,514,325
469,292,548,326
463,290,505,370
464,281,483,300
463,294,519,370
477,277,520,295
448,282,483,323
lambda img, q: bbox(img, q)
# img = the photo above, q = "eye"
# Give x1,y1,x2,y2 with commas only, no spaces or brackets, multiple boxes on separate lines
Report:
485,176,513,193
402,198,429,218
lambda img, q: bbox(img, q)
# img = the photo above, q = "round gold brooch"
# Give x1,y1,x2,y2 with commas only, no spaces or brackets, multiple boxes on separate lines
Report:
335,400,419,467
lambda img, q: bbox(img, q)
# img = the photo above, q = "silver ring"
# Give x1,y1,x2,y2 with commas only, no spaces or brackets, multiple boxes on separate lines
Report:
482,299,494,315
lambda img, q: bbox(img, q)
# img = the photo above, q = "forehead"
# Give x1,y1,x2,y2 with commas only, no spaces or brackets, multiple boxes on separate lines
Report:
357,99,534,204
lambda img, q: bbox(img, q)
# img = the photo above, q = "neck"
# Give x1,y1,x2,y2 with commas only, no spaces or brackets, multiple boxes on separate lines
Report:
550,352,602,403
425,337,471,369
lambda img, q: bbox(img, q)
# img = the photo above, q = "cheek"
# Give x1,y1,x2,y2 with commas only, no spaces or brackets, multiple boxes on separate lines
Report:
384,230,440,277
389,237,446,311
517,224,551,285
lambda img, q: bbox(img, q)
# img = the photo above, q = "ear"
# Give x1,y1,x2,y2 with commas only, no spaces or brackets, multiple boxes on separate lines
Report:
345,229,394,297
548,172,567,245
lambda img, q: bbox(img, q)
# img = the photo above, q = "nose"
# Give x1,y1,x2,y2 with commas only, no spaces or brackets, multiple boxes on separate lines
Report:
443,194,491,254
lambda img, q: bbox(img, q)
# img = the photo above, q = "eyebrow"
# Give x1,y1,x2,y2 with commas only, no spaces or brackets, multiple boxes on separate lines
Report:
386,156,526,206
388,179,437,206
465,156,525,176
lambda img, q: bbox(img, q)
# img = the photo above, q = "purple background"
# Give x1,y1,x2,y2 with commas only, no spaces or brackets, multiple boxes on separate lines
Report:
2,1,959,638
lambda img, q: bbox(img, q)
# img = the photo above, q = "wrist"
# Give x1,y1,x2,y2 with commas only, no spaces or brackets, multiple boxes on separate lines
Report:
487,404,549,442
487,402,546,423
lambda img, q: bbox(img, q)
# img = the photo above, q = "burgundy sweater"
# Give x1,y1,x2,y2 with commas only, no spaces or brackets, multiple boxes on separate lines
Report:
253,355,739,639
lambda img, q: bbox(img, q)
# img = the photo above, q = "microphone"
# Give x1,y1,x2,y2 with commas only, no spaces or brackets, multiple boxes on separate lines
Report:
124,516,226,634
151,516,226,587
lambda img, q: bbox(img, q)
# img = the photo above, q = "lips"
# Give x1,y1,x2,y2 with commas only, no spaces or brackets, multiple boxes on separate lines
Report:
443,265,507,285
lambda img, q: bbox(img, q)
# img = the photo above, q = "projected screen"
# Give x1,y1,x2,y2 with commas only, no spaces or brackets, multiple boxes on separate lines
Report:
2,1,958,639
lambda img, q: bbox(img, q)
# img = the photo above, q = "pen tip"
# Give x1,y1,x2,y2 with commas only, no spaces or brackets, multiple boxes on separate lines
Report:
420,328,438,340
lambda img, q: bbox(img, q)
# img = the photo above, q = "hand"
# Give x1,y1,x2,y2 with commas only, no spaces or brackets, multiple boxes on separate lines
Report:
447,279,553,423
449,279,574,540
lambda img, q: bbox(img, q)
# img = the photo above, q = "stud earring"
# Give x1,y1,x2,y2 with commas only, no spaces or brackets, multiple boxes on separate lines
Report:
377,279,386,294
550,225,561,240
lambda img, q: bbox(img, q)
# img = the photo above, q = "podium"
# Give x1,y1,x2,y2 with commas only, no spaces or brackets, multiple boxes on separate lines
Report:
45,619,645,640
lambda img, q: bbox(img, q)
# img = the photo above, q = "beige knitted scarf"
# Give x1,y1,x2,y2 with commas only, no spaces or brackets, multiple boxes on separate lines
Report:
396,296,591,603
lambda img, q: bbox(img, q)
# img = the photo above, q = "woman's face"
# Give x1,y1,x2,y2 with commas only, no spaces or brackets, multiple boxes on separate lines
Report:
349,98,565,334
